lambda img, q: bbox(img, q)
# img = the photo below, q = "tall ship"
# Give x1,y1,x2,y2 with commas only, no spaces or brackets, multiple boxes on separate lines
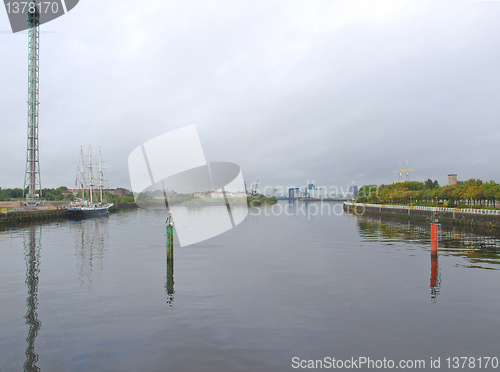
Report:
68,145,113,218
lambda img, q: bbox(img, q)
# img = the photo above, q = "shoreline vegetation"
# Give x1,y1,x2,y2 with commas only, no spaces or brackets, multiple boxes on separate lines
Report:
356,178,500,210
247,194,278,206
351,178,500,230
0,186,135,204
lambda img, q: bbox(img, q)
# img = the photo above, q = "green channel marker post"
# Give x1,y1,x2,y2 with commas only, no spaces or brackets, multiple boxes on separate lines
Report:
166,213,174,261
165,212,175,304
166,225,173,260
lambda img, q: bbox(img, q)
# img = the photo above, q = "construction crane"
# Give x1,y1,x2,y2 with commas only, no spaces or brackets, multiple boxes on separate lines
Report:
251,181,259,195
393,161,416,183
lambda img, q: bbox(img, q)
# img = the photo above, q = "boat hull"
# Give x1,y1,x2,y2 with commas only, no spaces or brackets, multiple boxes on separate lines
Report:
68,205,111,219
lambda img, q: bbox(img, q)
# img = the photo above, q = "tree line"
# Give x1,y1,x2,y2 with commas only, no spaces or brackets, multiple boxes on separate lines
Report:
0,186,135,204
356,179,500,208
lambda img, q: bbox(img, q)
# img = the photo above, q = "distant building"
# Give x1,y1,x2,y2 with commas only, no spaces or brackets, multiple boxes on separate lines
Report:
210,191,246,198
348,185,358,197
448,174,457,186
309,187,328,199
304,184,314,198
231,192,247,198
288,187,300,200
64,189,79,196
110,188,130,196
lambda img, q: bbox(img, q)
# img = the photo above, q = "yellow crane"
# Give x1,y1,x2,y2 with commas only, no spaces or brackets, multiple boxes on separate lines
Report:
393,162,416,183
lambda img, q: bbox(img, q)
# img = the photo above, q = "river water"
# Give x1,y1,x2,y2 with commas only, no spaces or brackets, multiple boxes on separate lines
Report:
1,201,499,371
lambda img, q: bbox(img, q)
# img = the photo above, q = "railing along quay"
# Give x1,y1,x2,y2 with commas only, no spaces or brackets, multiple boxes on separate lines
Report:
344,202,500,216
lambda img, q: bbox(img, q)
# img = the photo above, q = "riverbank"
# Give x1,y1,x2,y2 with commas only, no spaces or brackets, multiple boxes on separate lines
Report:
298,198,348,202
247,194,278,206
109,202,138,212
0,208,69,226
0,201,137,227
344,202,500,229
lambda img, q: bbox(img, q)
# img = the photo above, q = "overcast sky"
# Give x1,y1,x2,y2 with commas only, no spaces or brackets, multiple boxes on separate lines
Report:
1,0,500,192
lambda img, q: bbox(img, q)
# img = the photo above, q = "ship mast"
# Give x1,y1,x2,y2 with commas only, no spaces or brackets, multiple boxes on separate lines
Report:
98,148,103,203
78,147,86,201
88,145,93,203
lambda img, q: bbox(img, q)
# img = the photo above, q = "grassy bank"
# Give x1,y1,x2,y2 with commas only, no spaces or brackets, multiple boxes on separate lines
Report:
247,194,278,206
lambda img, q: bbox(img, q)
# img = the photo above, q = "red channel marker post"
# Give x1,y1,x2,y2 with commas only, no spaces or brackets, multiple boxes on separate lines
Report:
430,223,439,256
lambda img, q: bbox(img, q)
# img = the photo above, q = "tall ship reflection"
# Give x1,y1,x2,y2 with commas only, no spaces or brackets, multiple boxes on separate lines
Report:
71,218,109,287
23,226,42,372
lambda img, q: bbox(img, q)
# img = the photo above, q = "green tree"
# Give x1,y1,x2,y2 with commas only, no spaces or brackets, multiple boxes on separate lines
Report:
424,179,439,189
356,185,378,203
461,179,482,207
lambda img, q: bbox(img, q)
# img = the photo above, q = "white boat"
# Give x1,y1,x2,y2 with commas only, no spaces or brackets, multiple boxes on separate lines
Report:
68,145,113,218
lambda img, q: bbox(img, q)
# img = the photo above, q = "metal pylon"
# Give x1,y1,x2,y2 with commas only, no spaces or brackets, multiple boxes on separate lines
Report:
24,1,42,202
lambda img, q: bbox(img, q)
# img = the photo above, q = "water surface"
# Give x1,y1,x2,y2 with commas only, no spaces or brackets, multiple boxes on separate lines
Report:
1,201,499,371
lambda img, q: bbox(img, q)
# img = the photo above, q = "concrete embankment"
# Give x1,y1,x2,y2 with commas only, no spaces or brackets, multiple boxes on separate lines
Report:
298,198,348,202
0,200,72,209
109,202,138,212
0,201,72,226
344,202,500,229
0,202,139,226
0,208,69,225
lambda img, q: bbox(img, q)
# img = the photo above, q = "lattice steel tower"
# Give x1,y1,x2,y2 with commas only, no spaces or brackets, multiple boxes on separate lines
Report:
24,1,42,203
